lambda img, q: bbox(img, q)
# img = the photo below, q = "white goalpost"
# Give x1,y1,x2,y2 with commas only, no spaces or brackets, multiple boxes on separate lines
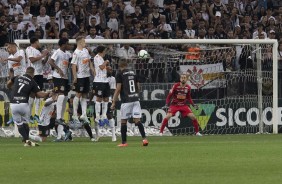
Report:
13,39,279,135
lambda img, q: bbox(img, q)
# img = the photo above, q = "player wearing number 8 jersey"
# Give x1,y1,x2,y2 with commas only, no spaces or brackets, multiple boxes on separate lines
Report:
71,36,95,123
111,60,148,147
159,74,202,136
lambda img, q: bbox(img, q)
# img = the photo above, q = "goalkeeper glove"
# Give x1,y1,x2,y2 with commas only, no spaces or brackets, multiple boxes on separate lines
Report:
193,104,199,110
162,104,169,110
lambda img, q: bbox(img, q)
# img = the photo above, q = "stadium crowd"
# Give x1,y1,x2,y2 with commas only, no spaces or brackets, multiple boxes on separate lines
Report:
0,0,281,46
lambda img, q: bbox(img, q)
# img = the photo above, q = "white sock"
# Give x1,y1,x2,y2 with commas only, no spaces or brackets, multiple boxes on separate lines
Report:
56,95,65,120
34,98,40,115
81,98,87,116
95,101,101,119
95,122,99,137
28,97,34,116
102,102,108,118
57,125,64,139
73,96,80,117
109,118,116,138
61,96,68,119
29,134,42,142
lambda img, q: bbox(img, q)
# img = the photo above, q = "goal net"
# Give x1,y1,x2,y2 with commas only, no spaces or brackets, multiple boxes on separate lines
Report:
12,39,278,136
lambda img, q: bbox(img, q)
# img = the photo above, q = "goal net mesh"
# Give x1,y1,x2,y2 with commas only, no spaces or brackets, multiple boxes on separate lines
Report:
7,41,276,136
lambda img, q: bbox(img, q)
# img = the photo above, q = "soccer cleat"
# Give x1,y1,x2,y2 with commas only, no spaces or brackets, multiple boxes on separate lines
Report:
6,118,13,125
118,143,128,147
64,131,72,141
103,119,110,126
55,119,65,125
142,139,149,146
95,135,100,142
90,138,96,142
30,141,39,147
112,135,117,142
25,140,39,147
72,115,79,121
24,143,30,147
29,116,35,124
196,132,203,136
33,115,40,123
80,115,90,124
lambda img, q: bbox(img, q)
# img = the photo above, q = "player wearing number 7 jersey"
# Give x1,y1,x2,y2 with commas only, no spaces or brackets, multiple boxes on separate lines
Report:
159,73,202,136
111,60,148,147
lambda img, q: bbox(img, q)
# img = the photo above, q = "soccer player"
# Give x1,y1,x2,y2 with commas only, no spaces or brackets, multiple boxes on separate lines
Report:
93,45,110,125
26,37,49,122
95,66,117,142
0,43,26,77
7,67,50,146
71,36,95,123
159,74,202,136
29,93,57,142
48,38,73,140
111,60,148,147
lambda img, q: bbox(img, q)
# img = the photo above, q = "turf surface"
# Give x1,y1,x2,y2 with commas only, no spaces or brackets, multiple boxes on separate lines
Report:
0,135,282,184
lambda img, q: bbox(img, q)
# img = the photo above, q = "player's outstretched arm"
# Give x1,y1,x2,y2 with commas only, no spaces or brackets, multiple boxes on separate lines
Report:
36,91,50,99
6,79,14,89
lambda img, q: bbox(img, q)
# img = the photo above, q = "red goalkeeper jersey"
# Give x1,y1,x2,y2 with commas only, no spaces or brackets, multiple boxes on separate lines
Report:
166,82,194,106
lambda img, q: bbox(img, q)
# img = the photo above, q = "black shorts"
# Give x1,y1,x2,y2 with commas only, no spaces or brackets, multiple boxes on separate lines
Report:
75,77,90,93
93,82,110,98
38,125,50,137
53,77,69,93
34,75,44,90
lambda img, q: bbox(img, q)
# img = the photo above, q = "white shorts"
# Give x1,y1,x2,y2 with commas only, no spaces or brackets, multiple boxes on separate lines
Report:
120,101,142,120
10,103,30,125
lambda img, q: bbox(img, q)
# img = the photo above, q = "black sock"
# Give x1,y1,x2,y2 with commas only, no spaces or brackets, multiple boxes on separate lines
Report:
84,124,93,138
18,125,29,142
23,123,30,139
63,125,70,133
121,124,127,144
136,122,146,138
55,124,58,133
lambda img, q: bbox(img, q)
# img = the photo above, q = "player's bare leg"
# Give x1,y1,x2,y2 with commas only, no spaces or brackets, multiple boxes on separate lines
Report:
187,113,202,136
95,96,103,124
107,113,116,142
160,113,173,134
101,97,109,125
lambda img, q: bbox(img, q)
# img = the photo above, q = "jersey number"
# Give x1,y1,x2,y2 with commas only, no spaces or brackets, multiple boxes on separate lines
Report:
18,83,25,93
129,80,135,93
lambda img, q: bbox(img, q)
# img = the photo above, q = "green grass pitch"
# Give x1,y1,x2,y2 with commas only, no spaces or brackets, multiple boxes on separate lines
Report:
1,135,282,184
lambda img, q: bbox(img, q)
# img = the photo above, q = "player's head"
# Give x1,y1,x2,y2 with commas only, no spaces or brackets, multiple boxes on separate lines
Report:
58,38,69,51
118,59,128,70
30,37,40,48
180,73,188,84
7,43,17,54
96,45,107,56
26,66,35,78
76,36,86,48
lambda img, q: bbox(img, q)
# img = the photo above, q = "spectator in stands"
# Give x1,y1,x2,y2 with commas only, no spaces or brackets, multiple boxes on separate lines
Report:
129,20,146,39
73,4,86,27
45,14,59,39
8,0,23,17
107,10,119,32
183,19,196,39
37,6,50,38
7,20,22,43
87,17,103,36
62,18,79,38
253,22,267,39
117,44,136,59
22,5,32,24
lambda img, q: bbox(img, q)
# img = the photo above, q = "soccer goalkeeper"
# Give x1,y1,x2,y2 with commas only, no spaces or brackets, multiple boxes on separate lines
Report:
160,73,202,136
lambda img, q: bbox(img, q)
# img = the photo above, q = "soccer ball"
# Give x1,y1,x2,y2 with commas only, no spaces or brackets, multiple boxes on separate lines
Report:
138,50,149,59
